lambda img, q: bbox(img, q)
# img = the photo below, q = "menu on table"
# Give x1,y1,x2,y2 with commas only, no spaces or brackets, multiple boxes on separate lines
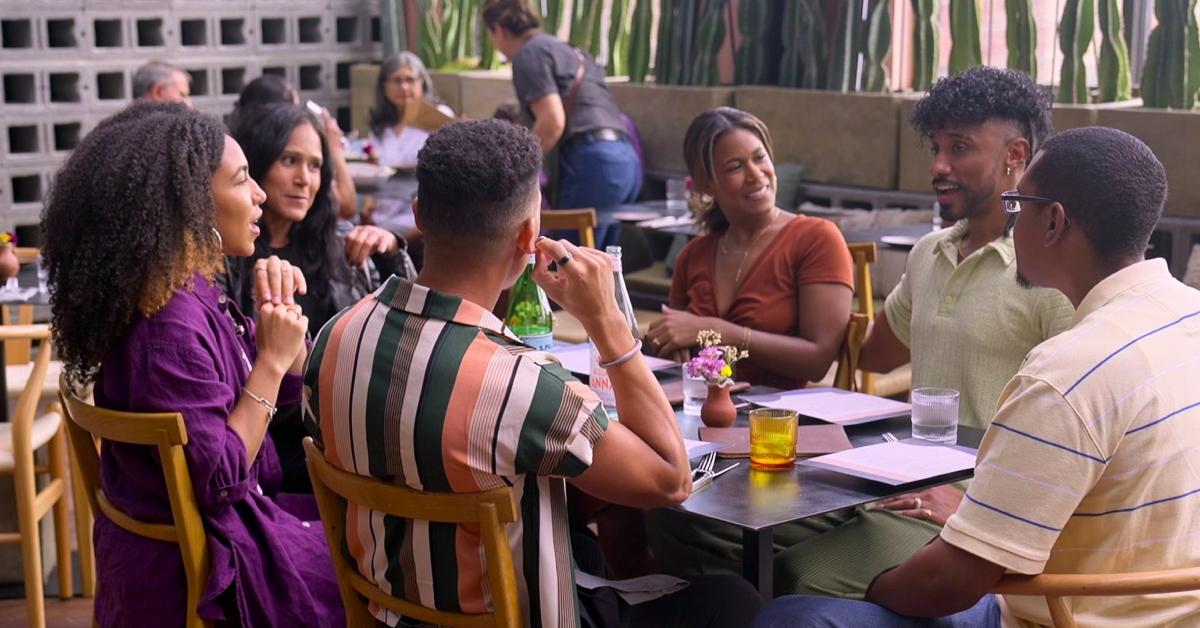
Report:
742,387,911,425
802,440,977,485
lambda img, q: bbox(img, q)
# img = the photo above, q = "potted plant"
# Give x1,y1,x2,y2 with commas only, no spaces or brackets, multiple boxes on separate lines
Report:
685,330,749,427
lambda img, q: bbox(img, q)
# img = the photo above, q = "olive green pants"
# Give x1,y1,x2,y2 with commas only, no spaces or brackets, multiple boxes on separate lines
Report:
646,506,940,599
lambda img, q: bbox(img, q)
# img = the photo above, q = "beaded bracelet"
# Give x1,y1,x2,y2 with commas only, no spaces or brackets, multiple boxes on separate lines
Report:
599,339,643,370
243,387,277,421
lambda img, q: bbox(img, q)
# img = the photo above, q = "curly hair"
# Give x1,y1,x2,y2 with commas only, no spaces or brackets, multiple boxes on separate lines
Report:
415,119,542,247
41,102,225,384
1027,127,1166,262
910,66,1053,159
228,104,349,296
368,52,439,139
481,0,541,35
682,107,776,234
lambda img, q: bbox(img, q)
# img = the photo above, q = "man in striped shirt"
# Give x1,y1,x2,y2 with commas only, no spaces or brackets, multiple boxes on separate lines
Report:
753,128,1200,627
304,119,760,628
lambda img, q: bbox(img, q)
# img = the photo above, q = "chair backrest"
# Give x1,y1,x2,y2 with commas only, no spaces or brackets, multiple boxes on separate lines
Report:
2,304,35,365
846,242,877,394
541,208,597,249
833,313,869,392
58,375,212,628
5,325,54,477
994,568,1200,628
303,438,522,628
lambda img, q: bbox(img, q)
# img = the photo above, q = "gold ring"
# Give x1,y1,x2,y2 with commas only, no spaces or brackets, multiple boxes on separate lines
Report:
922,508,933,520
914,497,922,511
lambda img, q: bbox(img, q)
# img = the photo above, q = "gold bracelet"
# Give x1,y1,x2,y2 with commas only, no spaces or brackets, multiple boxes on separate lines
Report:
242,387,277,421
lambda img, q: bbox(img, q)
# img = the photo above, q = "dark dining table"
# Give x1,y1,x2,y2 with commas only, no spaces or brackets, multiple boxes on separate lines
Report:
668,385,983,598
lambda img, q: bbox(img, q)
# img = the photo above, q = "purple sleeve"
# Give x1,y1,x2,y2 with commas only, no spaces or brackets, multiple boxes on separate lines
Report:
138,343,259,512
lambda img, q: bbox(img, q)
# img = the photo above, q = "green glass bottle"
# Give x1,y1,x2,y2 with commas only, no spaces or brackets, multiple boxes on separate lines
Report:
506,254,554,351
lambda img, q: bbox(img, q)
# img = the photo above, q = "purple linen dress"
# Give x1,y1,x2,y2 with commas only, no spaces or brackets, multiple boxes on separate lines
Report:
92,275,343,627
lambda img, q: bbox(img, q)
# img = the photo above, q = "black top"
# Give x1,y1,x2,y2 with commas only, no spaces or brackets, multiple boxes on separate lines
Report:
511,32,625,141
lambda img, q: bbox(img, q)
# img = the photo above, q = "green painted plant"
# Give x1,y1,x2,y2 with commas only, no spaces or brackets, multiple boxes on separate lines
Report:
1142,0,1200,109
948,0,982,75
911,0,938,90
1097,0,1132,101
380,0,408,58
607,0,631,76
780,0,826,89
689,0,726,86
655,0,677,83
1057,0,1094,103
419,0,447,69
736,0,774,84
864,0,892,92
829,0,865,92
1005,0,1037,77
628,0,653,82
568,0,603,58
540,0,565,36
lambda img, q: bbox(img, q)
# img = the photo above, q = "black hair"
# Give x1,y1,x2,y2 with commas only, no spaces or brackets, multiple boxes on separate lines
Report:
1027,126,1166,262
910,65,1052,160
368,52,438,139
415,119,542,247
228,104,350,294
229,75,297,128
42,102,225,384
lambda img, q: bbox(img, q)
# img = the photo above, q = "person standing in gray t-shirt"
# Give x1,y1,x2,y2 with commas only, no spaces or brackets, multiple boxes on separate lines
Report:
483,0,642,222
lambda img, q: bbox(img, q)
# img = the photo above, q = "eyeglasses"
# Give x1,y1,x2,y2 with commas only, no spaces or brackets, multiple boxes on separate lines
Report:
1000,190,1057,214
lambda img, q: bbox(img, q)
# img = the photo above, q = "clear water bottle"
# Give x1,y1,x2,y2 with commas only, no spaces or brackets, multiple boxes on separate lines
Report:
589,246,639,419
505,254,554,351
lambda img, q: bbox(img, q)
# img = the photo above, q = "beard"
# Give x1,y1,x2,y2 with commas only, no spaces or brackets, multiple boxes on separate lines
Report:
1015,271,1034,289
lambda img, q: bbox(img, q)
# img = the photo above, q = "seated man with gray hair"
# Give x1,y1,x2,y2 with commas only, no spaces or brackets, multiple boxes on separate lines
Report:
132,61,192,108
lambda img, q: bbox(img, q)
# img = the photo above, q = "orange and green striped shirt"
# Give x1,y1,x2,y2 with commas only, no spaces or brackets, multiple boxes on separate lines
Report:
303,277,609,628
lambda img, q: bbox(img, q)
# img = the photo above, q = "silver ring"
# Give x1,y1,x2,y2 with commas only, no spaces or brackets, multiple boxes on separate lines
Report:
913,497,922,511
557,253,573,267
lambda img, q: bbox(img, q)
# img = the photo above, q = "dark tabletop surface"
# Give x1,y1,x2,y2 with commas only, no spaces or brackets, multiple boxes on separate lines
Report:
671,385,982,531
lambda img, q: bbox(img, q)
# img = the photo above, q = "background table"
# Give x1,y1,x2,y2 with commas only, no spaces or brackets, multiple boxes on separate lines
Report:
668,388,983,598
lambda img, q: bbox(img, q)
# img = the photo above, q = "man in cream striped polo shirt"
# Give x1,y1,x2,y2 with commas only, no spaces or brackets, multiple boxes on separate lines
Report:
304,119,759,628
753,128,1200,626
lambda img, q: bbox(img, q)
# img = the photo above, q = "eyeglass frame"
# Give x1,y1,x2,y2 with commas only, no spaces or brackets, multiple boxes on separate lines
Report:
1000,190,1072,227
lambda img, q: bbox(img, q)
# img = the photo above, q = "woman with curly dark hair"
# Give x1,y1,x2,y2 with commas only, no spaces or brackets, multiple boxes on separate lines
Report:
228,103,414,491
41,102,343,627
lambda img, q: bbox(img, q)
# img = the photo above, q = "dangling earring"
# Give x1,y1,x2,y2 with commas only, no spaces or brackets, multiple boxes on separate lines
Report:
1005,166,1012,177
211,226,223,250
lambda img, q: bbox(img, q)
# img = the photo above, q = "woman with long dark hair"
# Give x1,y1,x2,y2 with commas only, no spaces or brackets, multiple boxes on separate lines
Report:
41,101,342,626
228,103,414,491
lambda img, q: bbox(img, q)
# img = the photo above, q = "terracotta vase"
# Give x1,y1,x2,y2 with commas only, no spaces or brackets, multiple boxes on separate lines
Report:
701,385,737,428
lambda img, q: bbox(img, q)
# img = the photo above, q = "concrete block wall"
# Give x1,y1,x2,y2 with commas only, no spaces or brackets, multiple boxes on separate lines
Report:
0,0,384,233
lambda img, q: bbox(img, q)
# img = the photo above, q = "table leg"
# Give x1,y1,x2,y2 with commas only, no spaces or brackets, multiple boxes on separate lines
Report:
742,527,774,600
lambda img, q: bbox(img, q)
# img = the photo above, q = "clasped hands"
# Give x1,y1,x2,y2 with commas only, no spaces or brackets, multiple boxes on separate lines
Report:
252,256,308,374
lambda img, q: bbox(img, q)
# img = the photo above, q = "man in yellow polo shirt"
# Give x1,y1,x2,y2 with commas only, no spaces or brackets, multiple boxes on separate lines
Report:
774,66,1074,598
754,127,1200,627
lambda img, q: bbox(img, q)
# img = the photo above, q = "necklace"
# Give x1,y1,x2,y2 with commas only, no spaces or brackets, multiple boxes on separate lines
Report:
721,222,773,285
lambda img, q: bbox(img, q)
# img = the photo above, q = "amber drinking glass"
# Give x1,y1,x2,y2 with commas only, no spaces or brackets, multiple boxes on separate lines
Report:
749,408,797,471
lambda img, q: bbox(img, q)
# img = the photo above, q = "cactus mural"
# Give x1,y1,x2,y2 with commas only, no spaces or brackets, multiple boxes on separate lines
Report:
780,0,826,89
864,0,892,92
607,0,631,75
1057,0,1094,103
568,0,604,58
948,0,982,75
1005,0,1037,77
736,0,774,85
1141,0,1200,109
689,0,726,86
911,0,938,90
1097,0,1132,101
628,0,653,82
540,0,565,37
655,0,677,84
829,0,864,92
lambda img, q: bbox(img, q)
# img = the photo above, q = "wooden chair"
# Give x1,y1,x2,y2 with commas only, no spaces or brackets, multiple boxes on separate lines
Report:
993,567,1200,628
59,379,212,628
833,313,869,391
540,208,597,249
0,326,71,628
303,438,522,628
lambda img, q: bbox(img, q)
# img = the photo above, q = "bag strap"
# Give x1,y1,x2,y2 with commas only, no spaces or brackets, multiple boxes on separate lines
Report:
564,49,587,122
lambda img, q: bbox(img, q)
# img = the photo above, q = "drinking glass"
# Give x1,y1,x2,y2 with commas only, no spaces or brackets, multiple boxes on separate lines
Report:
682,366,706,416
36,254,48,294
749,408,797,471
910,388,959,443
666,178,688,216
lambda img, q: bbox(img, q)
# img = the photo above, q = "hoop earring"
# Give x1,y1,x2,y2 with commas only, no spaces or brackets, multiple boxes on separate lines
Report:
211,226,223,250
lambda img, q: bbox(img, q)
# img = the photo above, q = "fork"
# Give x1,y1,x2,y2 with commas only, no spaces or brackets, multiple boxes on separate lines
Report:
692,451,717,481
693,462,739,492
882,432,898,443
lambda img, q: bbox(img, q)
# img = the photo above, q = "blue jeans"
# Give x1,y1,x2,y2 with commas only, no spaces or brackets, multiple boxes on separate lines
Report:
750,594,1001,628
556,138,642,248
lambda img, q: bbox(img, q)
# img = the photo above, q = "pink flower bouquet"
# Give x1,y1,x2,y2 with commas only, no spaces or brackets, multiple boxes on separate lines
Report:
684,330,748,388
